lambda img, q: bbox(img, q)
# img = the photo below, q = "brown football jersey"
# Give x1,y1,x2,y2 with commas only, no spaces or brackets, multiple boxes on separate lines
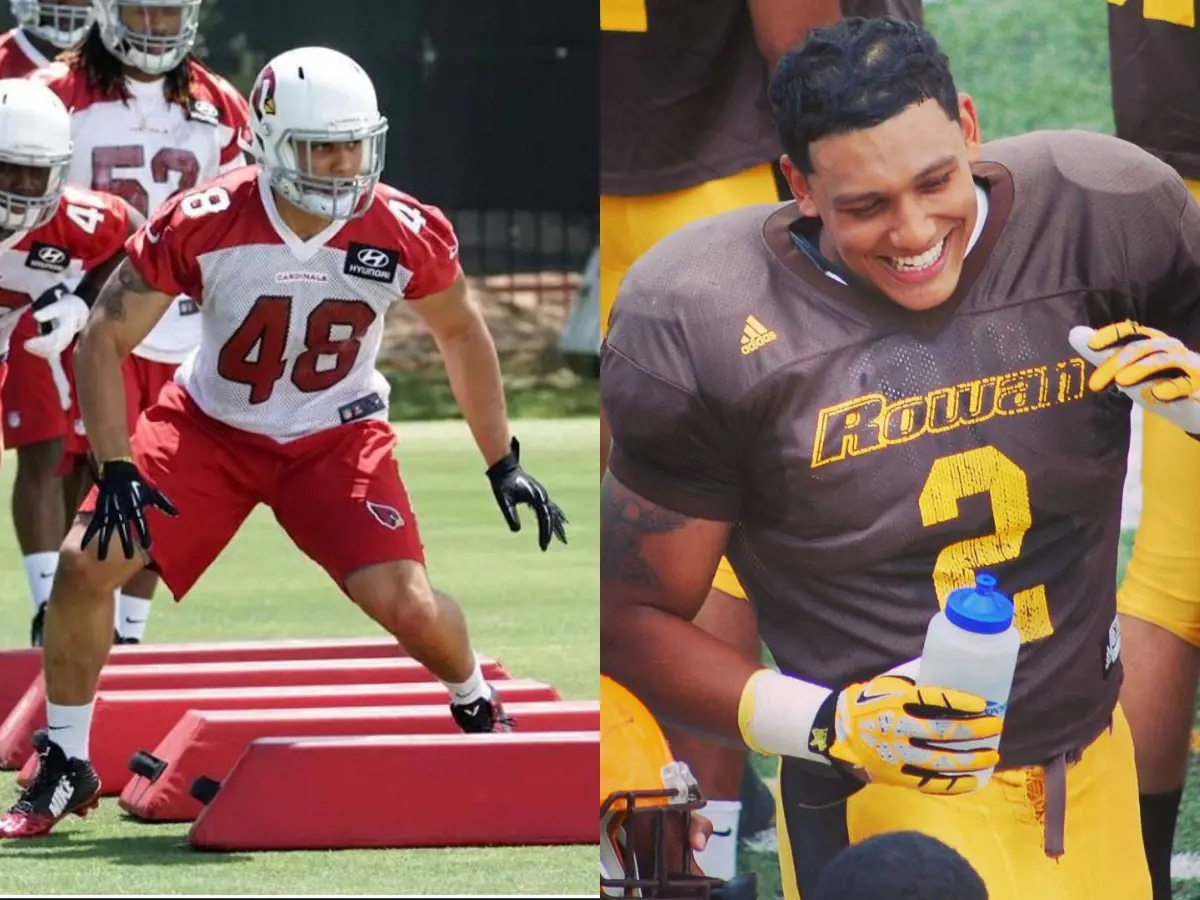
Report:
1109,0,1200,179
601,129,1200,770
600,0,923,196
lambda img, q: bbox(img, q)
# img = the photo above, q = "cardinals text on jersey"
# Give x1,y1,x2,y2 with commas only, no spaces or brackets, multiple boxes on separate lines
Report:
32,57,250,363
125,165,462,441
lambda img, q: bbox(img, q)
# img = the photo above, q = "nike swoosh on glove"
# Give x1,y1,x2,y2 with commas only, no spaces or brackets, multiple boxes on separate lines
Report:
1069,321,1200,434
825,674,1003,796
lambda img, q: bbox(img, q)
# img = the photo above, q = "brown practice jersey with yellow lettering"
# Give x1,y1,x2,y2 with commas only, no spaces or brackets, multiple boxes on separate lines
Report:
601,129,1200,770
600,0,922,196
1109,0,1200,179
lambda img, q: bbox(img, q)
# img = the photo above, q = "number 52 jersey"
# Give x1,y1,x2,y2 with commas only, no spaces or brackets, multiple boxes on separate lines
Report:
125,165,461,442
33,58,250,364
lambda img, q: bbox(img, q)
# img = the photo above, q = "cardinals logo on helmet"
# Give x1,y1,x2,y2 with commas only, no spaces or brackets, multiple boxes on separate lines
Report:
366,501,404,530
251,65,277,119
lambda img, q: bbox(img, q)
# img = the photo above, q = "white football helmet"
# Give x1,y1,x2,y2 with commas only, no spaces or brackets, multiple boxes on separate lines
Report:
11,0,94,48
248,47,388,221
92,0,201,75
0,79,72,233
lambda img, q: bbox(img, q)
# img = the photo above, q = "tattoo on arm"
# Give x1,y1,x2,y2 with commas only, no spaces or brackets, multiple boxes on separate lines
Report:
96,260,154,322
600,476,689,589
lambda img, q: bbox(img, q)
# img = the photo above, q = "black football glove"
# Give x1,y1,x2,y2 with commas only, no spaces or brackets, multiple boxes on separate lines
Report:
81,458,178,562
485,436,568,551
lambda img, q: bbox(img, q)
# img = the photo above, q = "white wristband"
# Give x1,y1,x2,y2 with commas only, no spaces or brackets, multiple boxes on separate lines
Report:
737,668,834,765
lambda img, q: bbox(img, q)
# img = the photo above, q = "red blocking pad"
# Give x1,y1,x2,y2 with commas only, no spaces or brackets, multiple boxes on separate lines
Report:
0,637,404,729
0,649,40,731
0,656,508,769
16,679,560,794
188,731,599,850
0,637,408,758
121,700,600,822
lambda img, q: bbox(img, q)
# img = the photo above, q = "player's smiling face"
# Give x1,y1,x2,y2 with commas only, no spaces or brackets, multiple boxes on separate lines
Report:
786,95,984,311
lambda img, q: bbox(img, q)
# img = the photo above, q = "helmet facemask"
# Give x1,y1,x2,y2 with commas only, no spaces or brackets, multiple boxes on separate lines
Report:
0,155,68,233
600,762,719,900
96,0,201,76
265,118,388,221
11,0,93,49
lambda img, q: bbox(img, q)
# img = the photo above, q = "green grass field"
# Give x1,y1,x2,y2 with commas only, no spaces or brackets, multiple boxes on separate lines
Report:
0,418,597,895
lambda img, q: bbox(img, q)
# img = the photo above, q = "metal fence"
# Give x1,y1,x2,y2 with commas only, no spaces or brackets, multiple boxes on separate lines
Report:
0,0,598,285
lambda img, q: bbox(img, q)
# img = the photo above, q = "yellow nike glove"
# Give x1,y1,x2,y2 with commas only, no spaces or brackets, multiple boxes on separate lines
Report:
825,674,1003,796
1069,321,1200,433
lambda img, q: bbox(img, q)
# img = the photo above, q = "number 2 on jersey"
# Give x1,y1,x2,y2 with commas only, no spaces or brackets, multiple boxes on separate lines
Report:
918,446,1054,643
217,296,375,404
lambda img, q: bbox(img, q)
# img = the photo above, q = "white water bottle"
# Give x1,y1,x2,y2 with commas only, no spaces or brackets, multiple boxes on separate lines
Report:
916,572,1021,788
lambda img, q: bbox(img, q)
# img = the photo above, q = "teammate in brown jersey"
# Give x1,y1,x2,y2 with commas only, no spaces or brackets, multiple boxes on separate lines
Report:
1106,4,1200,897
599,16,1198,900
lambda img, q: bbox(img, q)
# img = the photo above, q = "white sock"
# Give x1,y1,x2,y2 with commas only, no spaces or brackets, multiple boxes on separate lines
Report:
443,654,488,705
692,799,742,881
117,594,152,641
45,701,94,762
22,552,57,612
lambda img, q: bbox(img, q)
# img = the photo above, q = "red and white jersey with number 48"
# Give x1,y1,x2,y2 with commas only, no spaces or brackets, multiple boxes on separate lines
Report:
125,165,462,442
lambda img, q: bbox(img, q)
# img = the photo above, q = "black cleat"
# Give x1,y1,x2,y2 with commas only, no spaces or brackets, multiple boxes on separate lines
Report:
113,630,140,646
450,685,514,733
0,729,101,838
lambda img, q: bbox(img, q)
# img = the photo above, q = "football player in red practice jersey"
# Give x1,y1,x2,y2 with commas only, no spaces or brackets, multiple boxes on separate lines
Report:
0,45,569,839
31,0,250,647
0,75,141,646
0,1,96,650
2,0,92,76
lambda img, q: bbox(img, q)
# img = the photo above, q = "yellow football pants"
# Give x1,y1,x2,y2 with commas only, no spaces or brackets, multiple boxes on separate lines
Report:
599,162,780,338
776,705,1150,900
1116,177,1200,644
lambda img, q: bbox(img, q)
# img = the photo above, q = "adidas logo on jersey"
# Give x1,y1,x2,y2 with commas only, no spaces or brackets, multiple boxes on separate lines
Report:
741,315,778,356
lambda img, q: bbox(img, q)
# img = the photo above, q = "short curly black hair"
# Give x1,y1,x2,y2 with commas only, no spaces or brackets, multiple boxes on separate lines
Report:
769,16,961,175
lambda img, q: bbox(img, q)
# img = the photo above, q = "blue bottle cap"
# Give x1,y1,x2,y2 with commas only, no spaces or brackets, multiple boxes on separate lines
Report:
944,573,1015,635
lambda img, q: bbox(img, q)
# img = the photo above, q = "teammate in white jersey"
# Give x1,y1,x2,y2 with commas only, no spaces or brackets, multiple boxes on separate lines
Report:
32,0,249,643
0,46,569,839
0,2,97,647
